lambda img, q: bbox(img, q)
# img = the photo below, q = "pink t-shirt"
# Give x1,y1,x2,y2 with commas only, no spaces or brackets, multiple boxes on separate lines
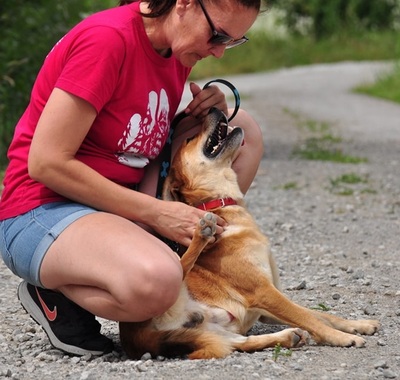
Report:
0,2,191,219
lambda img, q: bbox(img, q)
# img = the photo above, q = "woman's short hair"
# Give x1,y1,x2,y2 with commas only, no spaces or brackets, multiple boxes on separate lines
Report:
118,0,261,18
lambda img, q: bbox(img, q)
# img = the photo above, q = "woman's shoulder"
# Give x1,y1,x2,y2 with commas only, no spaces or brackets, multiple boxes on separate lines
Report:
67,3,140,43
80,3,140,31
53,6,142,60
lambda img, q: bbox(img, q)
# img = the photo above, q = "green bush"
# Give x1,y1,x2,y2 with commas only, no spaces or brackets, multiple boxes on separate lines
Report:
269,0,399,39
0,0,112,167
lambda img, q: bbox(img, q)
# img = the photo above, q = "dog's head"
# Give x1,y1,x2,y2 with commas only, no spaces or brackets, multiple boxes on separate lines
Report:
163,108,244,206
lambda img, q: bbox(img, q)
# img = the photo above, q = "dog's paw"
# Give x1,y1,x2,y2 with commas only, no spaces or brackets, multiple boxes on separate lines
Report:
338,333,366,348
317,330,367,348
350,319,380,335
276,328,310,348
199,212,217,238
288,328,310,348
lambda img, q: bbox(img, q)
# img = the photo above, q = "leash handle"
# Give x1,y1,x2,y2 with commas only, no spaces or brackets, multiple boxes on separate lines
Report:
202,79,241,121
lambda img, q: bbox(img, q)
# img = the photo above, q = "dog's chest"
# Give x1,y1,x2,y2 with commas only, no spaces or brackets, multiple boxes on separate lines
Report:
219,224,275,280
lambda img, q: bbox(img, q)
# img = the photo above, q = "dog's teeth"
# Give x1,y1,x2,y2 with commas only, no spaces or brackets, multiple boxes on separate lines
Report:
211,145,219,154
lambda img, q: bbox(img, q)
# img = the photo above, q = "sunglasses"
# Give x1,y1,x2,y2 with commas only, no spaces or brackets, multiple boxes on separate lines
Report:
197,0,249,49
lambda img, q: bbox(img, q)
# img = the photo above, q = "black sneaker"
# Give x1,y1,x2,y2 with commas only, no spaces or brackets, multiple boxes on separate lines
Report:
18,281,114,356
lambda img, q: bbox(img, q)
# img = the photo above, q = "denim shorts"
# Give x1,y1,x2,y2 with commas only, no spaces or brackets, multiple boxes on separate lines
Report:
0,202,97,287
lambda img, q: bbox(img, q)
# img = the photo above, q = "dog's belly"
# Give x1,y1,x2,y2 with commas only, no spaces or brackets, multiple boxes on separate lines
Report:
203,304,261,335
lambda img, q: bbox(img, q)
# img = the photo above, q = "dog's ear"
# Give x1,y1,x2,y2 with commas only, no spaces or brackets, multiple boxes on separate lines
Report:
162,168,183,202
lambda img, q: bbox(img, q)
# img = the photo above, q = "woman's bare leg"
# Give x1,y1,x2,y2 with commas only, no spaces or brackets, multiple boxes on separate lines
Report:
39,212,183,322
228,109,264,194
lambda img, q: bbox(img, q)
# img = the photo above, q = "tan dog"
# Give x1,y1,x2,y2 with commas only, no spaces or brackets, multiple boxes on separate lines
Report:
119,108,379,359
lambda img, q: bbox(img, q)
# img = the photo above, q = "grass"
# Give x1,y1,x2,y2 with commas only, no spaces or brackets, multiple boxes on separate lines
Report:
280,111,377,196
288,114,375,196
295,141,367,163
293,135,367,164
191,29,400,110
190,30,400,80
272,343,292,362
330,173,367,186
301,120,331,134
281,181,298,190
355,63,400,104
329,173,376,196
289,112,368,164
310,303,331,312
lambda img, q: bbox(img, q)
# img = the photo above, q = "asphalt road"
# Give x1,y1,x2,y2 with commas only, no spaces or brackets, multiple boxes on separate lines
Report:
184,61,399,141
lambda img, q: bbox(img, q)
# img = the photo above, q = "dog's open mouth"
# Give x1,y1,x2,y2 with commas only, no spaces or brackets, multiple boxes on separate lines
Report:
203,110,243,158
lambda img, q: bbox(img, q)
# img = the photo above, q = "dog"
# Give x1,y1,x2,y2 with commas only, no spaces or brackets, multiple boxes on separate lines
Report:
119,108,379,359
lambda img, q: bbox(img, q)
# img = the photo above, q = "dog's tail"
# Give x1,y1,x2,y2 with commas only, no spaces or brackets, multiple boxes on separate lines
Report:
120,321,233,359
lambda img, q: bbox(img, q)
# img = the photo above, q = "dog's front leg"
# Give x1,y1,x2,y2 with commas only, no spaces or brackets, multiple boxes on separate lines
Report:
180,212,217,279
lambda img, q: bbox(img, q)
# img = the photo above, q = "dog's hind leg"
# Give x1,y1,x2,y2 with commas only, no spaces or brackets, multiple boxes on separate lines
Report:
252,281,371,347
258,306,379,336
180,212,217,278
307,308,379,335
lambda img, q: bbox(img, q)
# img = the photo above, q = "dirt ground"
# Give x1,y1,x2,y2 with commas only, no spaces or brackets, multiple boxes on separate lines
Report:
1,61,399,379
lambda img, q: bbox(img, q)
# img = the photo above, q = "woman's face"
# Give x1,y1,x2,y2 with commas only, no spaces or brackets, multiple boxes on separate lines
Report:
171,0,259,67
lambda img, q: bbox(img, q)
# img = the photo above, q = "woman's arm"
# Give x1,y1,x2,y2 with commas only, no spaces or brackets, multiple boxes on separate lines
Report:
28,88,225,245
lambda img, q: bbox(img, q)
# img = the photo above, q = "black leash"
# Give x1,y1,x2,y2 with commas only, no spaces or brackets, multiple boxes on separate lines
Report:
202,78,241,122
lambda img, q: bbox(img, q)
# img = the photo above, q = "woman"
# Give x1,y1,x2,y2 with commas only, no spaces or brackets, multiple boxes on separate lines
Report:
0,0,263,356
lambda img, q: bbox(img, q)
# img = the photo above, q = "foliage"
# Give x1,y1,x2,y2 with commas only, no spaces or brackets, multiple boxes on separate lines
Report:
293,136,368,163
267,0,400,40
355,62,400,103
310,303,331,311
289,114,368,164
329,173,374,196
272,343,292,362
191,30,400,79
0,0,112,166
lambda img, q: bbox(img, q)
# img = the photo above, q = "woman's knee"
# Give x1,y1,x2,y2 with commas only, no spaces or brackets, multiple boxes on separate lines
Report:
233,109,264,155
118,252,183,320
230,109,264,193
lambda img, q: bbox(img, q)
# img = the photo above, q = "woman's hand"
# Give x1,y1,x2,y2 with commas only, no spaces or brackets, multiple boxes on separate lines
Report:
152,200,227,247
184,82,228,120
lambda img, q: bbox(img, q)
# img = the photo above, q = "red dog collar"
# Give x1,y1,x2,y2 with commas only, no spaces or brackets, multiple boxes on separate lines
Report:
195,197,237,211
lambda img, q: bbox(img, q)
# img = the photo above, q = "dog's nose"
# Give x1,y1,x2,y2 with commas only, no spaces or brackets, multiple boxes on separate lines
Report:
208,107,218,114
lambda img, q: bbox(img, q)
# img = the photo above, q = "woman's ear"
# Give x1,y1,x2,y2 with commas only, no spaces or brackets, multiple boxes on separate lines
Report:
175,0,194,16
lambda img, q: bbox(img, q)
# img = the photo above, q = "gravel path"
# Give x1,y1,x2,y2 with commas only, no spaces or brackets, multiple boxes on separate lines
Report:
1,61,399,379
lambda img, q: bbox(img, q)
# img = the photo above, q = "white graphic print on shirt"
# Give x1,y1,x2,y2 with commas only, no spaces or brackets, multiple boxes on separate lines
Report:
116,89,169,168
